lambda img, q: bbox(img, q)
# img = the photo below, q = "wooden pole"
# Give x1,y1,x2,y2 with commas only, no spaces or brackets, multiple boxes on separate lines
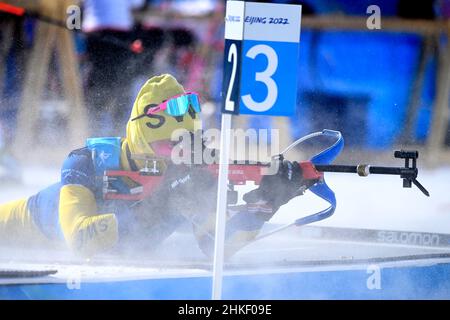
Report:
398,35,434,145
12,0,86,159
56,1,87,147
301,16,448,34
13,19,57,154
427,21,450,165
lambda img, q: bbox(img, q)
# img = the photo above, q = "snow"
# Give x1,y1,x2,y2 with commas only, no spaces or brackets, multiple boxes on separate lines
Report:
0,166,60,202
271,167,450,234
0,164,449,293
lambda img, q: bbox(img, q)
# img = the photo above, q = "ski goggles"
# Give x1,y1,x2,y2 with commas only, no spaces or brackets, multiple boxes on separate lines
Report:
132,92,201,121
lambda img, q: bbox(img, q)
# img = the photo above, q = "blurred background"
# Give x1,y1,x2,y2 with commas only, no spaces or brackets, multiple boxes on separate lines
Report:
0,0,449,174
2,2,450,296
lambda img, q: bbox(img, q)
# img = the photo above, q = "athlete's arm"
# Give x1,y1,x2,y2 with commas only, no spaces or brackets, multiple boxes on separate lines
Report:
193,160,316,257
59,148,118,256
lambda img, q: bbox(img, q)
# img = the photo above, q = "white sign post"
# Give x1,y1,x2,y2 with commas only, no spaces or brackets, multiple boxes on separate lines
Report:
212,0,302,300
211,112,232,300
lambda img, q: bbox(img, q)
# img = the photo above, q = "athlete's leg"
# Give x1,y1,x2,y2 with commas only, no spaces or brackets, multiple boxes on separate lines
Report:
0,198,48,247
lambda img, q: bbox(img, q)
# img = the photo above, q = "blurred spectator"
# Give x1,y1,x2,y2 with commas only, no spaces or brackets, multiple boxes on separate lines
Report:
142,0,218,83
82,0,145,136
0,13,30,182
1,13,25,144
397,0,437,20
138,0,223,129
436,0,450,18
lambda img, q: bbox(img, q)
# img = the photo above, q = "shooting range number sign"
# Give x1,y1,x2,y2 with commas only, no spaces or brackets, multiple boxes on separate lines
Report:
222,1,302,116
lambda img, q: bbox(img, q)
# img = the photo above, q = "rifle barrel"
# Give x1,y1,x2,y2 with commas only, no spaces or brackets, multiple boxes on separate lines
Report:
314,165,357,174
315,165,416,176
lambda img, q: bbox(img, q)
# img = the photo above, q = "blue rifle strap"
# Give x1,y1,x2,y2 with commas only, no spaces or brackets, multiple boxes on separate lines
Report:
295,130,344,226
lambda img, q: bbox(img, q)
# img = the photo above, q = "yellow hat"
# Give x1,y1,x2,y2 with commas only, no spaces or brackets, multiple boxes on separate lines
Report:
123,74,200,168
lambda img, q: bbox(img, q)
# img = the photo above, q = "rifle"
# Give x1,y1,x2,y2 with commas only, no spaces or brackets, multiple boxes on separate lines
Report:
103,130,430,238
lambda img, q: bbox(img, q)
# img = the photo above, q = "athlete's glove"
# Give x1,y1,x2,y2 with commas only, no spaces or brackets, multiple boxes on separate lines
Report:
243,160,318,216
